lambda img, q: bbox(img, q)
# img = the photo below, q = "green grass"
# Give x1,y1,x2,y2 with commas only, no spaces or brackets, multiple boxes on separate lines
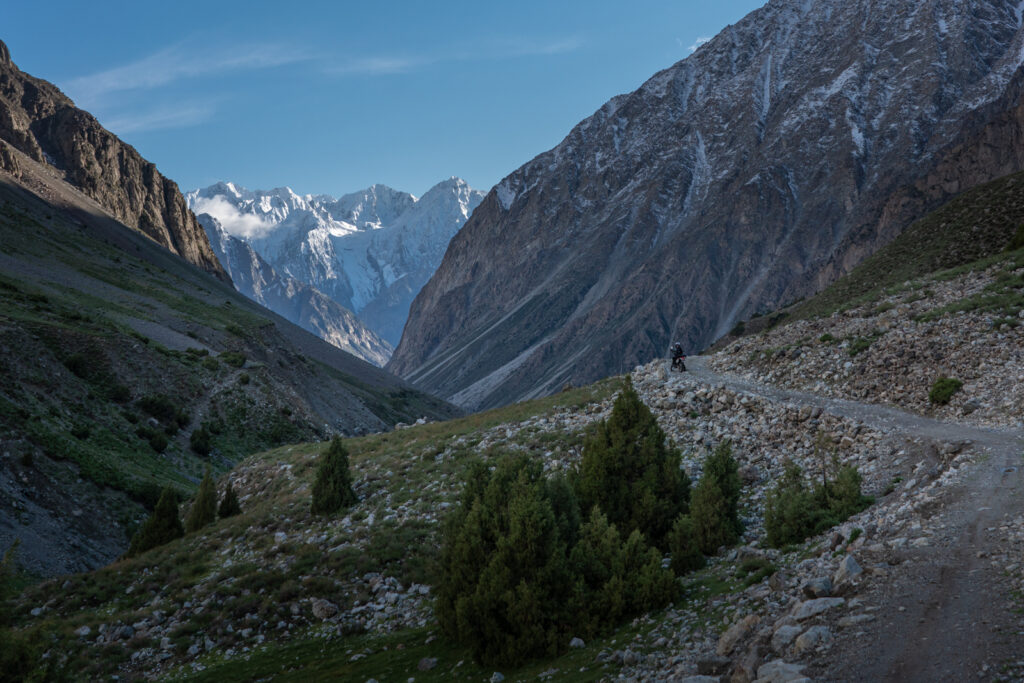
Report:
778,170,1024,323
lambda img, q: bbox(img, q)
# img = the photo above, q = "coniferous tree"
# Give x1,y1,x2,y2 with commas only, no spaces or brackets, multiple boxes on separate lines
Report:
689,476,738,555
218,482,242,518
310,436,357,515
668,514,705,575
185,469,217,533
576,376,689,548
128,486,184,556
702,440,743,535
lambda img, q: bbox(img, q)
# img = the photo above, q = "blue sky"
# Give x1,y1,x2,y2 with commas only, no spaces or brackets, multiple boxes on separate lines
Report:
5,1,765,198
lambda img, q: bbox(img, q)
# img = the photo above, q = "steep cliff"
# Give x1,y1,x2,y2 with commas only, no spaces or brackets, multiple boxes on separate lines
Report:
0,39,227,280
389,0,1024,409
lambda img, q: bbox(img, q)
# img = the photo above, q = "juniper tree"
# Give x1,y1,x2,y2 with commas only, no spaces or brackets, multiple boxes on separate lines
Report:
702,440,743,535
576,376,689,548
128,486,184,556
667,514,705,575
218,481,242,518
310,436,357,515
185,469,217,533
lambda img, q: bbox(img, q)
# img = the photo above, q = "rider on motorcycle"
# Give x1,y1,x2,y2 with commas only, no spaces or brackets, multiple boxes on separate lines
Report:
670,342,686,372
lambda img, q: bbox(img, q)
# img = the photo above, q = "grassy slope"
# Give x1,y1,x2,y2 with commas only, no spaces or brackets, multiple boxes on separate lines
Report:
717,169,1024,345
0,173,457,574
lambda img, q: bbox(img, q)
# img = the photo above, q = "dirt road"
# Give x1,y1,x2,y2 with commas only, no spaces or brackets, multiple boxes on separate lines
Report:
683,356,1024,682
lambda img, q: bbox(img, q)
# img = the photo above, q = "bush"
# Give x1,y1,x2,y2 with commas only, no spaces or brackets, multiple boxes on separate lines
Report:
1007,224,1024,252
190,428,212,456
763,460,872,548
310,437,357,515
576,376,689,548
185,470,217,533
128,486,184,556
667,514,704,574
63,353,91,379
437,457,674,666
220,351,246,368
138,394,178,422
218,482,242,518
928,376,963,405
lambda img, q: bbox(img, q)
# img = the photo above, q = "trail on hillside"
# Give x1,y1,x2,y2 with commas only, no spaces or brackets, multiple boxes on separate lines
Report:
680,356,1024,682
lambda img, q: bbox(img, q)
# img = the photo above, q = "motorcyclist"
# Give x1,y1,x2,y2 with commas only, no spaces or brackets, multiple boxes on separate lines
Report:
670,342,686,372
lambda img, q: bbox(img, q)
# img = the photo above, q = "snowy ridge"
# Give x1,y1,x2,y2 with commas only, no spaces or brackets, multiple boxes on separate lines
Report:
187,178,484,346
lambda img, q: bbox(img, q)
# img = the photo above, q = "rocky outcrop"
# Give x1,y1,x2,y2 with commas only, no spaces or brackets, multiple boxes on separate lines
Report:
0,39,227,280
390,0,1024,409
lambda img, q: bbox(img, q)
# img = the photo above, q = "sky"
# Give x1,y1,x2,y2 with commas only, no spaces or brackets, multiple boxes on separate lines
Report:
5,1,765,198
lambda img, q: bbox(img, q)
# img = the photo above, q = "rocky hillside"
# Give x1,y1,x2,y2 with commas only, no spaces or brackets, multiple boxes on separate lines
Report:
200,214,392,367
0,139,457,578
390,0,1024,410
0,40,226,281
7,307,1020,680
187,178,484,346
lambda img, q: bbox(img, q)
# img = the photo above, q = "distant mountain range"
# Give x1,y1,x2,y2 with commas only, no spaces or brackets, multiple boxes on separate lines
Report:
389,0,1024,409
187,178,484,354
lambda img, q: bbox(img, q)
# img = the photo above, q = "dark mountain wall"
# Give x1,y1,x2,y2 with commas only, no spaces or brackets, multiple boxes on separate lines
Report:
0,39,227,281
389,0,1024,409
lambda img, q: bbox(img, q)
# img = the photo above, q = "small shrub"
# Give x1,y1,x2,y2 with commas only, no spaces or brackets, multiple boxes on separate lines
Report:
148,430,168,453
70,424,91,440
310,437,357,515
928,376,963,405
63,353,91,378
190,428,212,456
736,557,776,587
238,373,250,386
128,486,184,556
201,357,219,371
220,351,246,368
225,323,246,338
1007,224,1024,252
185,470,217,533
730,320,746,336
138,394,177,422
819,333,836,343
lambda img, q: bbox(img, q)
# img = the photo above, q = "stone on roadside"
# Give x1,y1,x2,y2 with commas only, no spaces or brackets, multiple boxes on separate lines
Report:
802,577,832,598
417,657,437,671
717,613,760,656
771,625,803,653
569,637,585,648
833,554,863,586
793,626,831,654
755,659,808,682
791,597,844,620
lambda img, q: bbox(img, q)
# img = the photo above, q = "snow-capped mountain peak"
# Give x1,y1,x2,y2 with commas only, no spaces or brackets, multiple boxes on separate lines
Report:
186,178,485,346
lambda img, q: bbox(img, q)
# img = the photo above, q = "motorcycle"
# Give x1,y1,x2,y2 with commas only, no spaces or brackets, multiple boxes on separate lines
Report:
671,355,687,372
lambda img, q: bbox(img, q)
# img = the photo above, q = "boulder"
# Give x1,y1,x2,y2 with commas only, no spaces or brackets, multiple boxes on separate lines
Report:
717,614,760,656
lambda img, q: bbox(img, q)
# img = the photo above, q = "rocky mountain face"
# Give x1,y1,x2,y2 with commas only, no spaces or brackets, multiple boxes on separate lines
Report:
186,178,484,346
389,0,1024,410
0,40,227,281
200,214,393,366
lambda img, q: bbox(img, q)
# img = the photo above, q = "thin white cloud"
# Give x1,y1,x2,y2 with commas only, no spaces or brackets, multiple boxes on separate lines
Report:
192,196,277,239
327,35,584,78
688,36,712,53
67,41,311,106
327,56,428,76
101,103,215,134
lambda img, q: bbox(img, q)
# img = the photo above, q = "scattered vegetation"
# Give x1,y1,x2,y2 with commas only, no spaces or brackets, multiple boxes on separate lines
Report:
218,482,242,519
928,376,964,405
764,459,872,548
